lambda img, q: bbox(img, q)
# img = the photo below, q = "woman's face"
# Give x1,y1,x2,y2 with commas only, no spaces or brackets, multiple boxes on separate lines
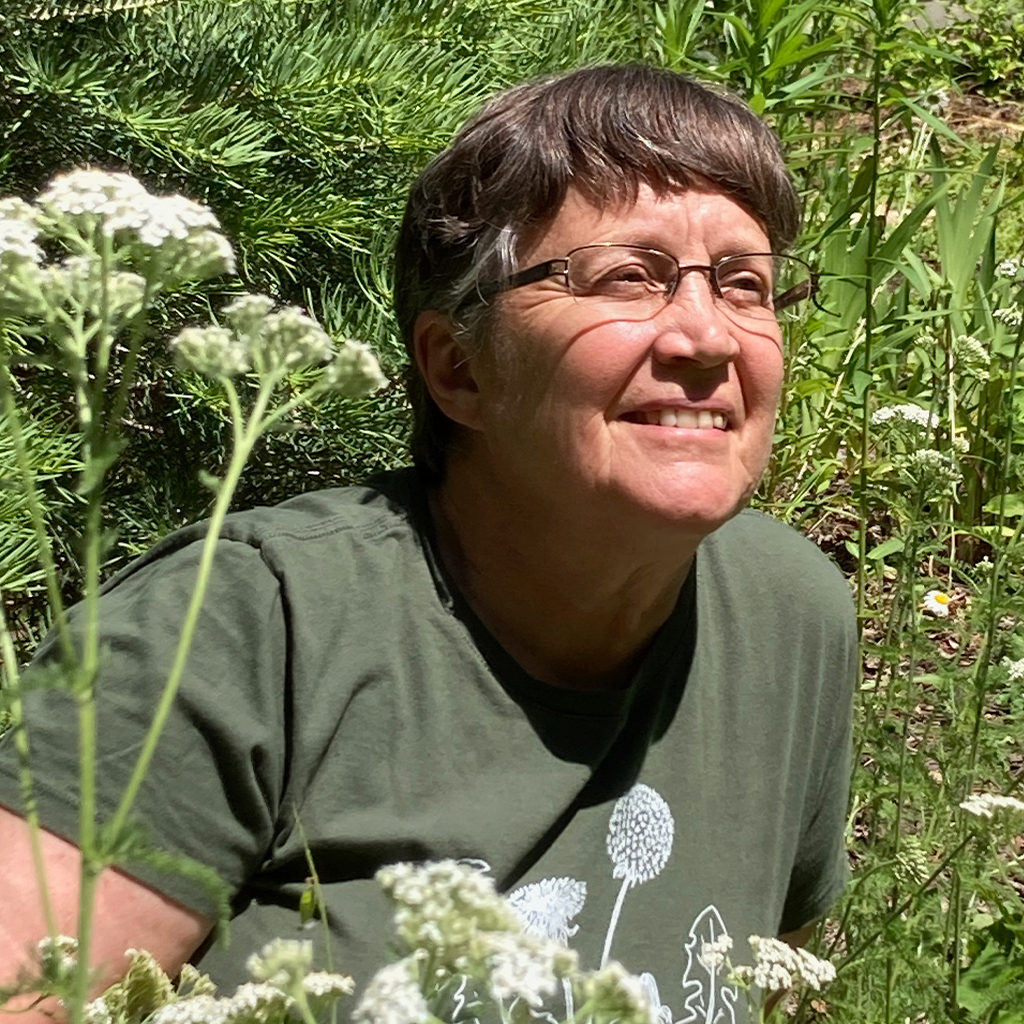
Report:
458,185,786,539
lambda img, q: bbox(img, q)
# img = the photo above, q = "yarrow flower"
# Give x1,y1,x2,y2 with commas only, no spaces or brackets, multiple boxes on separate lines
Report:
575,961,657,1024
36,169,234,282
997,257,1024,282
323,339,388,396
698,933,733,970
483,931,578,1008
377,860,522,968
995,306,1023,332
352,958,429,1024
959,792,1024,818
36,935,78,985
730,936,836,993
254,306,333,372
922,589,952,618
245,938,313,991
952,334,990,379
898,449,962,490
871,403,938,430
1002,656,1024,682
169,326,250,378
0,197,43,269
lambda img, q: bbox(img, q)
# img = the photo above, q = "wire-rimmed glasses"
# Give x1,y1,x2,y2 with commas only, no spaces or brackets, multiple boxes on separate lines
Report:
484,244,819,322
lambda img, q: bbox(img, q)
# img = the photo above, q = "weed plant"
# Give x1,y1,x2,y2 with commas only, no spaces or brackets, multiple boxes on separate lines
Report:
1,1,1024,1022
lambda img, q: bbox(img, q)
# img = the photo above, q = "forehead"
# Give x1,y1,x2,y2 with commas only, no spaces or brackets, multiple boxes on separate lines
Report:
519,185,772,264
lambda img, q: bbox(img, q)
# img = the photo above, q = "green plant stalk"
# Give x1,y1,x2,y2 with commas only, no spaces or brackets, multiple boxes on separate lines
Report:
0,593,57,938
856,38,884,621
0,361,74,663
105,370,326,840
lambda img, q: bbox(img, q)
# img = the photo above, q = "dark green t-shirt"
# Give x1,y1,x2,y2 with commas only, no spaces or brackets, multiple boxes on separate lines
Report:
0,470,856,1023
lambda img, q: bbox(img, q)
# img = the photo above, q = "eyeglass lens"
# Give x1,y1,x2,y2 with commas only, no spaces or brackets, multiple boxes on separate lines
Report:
564,246,810,320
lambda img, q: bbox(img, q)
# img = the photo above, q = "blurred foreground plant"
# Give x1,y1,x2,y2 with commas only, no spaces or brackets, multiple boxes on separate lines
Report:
0,167,384,1024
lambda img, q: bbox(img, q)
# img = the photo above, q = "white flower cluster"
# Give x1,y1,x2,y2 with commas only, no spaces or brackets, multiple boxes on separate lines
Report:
170,293,386,393
323,338,389,396
922,590,952,619
899,449,962,490
377,859,523,967
0,197,43,269
575,960,657,1024
36,934,78,984
995,305,1023,332
245,937,313,990
871,403,938,430
698,933,733,970
731,935,836,993
959,792,1024,818
353,958,430,1024
997,258,1024,282
37,169,234,282
1002,656,1024,682
484,930,578,1008
952,334,990,378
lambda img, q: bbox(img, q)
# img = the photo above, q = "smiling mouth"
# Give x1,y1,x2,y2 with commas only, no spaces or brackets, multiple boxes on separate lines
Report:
623,409,729,430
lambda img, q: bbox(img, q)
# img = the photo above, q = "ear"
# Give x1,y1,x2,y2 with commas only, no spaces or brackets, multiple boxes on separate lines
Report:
412,310,485,431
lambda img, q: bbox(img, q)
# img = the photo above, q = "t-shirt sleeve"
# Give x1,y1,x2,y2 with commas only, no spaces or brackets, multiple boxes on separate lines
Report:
0,535,288,915
778,596,858,934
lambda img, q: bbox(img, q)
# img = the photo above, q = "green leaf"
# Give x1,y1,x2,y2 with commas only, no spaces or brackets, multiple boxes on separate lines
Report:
866,536,904,560
982,494,1024,517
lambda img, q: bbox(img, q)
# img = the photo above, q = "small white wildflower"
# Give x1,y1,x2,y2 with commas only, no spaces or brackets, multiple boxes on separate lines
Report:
920,88,949,116
952,334,990,378
900,449,962,489
82,998,113,1024
742,936,836,993
353,958,429,1024
223,981,292,1020
0,197,43,268
223,293,275,338
301,971,355,999
173,227,236,280
38,169,149,223
871,403,938,430
149,995,228,1024
995,306,1023,332
1003,657,1024,682
377,859,521,965
997,258,1024,282
576,961,656,1024
253,306,333,372
245,938,313,990
170,325,250,378
922,589,952,618
483,931,578,1008
323,339,387,396
36,935,78,983
698,933,733,970
960,793,1024,818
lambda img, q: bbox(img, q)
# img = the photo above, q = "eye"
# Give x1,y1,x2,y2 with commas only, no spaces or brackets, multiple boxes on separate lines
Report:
716,261,772,306
568,247,674,298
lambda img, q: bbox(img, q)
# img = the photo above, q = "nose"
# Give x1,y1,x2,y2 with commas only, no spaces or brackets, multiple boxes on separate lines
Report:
650,271,740,368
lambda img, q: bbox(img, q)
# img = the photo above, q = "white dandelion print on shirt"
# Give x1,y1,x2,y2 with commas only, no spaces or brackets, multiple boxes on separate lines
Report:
679,904,737,1024
600,783,675,966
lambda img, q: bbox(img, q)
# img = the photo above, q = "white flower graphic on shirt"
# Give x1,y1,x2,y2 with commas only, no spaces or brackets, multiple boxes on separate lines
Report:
679,905,737,1024
508,877,587,943
601,784,675,965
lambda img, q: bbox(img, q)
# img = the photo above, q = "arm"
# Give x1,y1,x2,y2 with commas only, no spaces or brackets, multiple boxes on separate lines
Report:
0,804,213,1024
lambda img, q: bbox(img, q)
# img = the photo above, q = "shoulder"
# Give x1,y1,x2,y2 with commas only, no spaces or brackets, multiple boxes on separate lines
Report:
101,467,424,593
698,508,856,643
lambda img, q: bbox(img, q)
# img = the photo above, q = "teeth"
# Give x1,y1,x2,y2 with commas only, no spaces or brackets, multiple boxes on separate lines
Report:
644,410,727,429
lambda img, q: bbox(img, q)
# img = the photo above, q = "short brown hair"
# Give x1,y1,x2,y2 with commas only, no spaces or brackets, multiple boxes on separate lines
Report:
394,64,801,481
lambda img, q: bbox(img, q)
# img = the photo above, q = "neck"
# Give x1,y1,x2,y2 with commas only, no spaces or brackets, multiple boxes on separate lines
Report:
428,459,700,691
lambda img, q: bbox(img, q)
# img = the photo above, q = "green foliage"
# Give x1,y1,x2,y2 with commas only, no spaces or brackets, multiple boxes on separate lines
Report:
2,2,1024,1022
